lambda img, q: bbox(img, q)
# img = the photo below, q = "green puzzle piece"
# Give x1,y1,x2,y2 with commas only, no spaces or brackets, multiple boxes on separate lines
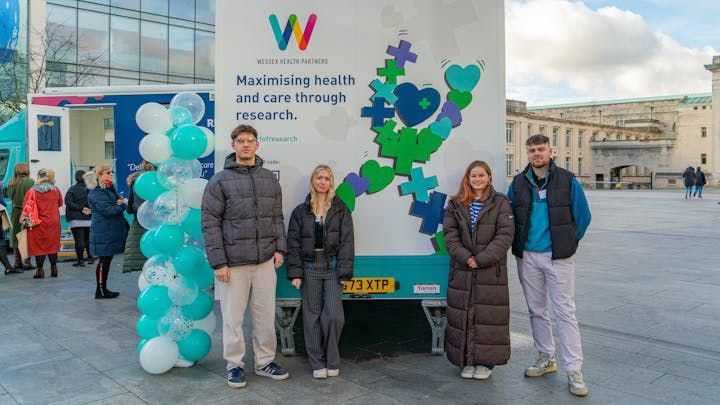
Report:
335,182,356,212
360,160,395,194
448,89,472,110
432,231,448,255
375,125,443,175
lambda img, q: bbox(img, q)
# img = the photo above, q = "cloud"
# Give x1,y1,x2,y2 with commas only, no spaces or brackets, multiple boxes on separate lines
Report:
506,0,717,105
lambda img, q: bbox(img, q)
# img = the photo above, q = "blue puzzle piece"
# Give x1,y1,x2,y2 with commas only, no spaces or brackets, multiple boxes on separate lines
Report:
387,40,418,68
370,79,398,104
410,191,447,235
400,167,439,202
361,97,395,127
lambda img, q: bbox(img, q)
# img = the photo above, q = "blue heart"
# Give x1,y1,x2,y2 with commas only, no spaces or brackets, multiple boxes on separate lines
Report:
429,117,452,140
393,83,440,127
445,64,481,92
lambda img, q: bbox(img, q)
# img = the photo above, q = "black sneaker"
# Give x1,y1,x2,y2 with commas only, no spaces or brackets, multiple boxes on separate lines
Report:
255,361,289,380
227,367,246,388
72,261,85,267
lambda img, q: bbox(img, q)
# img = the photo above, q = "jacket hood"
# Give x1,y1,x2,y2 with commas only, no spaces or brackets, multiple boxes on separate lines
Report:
32,182,55,193
223,153,265,171
75,170,86,183
83,172,98,190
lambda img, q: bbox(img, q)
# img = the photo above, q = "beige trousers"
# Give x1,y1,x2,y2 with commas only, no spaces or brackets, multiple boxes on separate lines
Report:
219,258,277,370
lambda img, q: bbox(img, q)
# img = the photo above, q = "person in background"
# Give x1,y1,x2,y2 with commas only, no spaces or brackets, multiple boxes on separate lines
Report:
682,166,696,199
443,161,515,381
123,161,156,273
64,170,93,267
0,181,19,274
7,163,35,270
286,164,354,379
87,165,128,299
693,167,706,198
21,168,63,279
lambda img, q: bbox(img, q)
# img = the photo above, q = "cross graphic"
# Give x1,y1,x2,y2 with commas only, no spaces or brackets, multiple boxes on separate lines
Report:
386,40,418,68
375,126,443,175
361,98,395,127
377,59,405,84
418,97,431,110
400,167,439,202
410,192,447,235
370,79,398,104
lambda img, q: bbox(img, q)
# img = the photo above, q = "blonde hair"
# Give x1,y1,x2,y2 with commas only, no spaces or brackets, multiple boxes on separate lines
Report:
94,164,113,189
309,165,335,216
37,168,56,184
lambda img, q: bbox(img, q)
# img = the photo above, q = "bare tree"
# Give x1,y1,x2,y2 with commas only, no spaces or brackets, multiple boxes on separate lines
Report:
0,15,104,123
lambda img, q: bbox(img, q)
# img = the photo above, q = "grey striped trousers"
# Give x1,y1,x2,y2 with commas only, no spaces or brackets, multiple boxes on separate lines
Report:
301,252,345,370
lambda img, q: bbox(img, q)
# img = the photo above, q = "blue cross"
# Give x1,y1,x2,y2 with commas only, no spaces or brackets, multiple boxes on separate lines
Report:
400,167,439,202
410,191,447,235
361,97,395,127
370,79,398,105
387,40,418,68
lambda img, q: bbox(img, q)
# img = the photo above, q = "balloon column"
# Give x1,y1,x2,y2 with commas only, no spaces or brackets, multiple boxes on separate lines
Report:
133,92,216,374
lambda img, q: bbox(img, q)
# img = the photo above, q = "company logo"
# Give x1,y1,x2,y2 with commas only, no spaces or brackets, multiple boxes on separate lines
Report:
268,13,317,51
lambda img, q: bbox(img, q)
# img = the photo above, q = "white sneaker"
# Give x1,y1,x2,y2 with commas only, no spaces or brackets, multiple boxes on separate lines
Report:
473,366,492,380
568,371,589,397
524,354,558,377
327,369,340,377
461,366,475,379
313,368,328,379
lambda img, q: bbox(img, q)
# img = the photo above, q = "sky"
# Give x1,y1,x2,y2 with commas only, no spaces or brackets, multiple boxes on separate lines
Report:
506,0,720,106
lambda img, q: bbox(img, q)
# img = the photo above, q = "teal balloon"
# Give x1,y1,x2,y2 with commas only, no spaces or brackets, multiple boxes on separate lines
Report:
136,315,160,339
188,260,214,290
154,224,185,255
137,285,172,318
171,125,207,160
182,290,213,321
134,171,168,201
169,106,193,127
136,339,148,357
140,230,160,258
177,329,212,361
173,246,205,277
181,209,202,238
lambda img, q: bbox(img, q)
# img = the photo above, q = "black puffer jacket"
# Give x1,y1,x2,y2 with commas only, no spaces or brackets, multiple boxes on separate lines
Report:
201,154,286,269
64,170,91,222
286,194,355,281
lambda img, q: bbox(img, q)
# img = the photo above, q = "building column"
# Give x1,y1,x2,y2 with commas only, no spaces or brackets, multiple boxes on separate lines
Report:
704,56,720,181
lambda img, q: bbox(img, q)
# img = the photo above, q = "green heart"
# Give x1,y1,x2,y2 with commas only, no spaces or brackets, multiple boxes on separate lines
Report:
335,182,356,212
447,89,472,110
360,160,396,194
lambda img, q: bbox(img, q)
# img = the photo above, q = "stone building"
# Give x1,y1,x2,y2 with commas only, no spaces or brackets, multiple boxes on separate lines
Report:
505,55,720,189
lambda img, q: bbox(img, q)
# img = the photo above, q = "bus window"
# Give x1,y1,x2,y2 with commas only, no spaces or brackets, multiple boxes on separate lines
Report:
0,149,10,181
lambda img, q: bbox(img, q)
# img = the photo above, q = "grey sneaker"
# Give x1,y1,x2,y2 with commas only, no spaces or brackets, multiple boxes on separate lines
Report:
473,365,492,380
461,366,475,379
568,371,589,396
524,354,558,377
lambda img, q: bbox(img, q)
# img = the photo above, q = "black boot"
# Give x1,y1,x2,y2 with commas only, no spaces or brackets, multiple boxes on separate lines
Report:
95,263,118,299
33,267,45,279
51,265,58,278
12,248,23,270
1,250,20,274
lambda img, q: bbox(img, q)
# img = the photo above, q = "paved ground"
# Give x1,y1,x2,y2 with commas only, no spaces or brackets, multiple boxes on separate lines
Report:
1,190,719,405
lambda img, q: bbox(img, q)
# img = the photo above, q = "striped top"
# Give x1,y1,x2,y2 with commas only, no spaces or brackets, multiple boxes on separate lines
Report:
469,199,484,232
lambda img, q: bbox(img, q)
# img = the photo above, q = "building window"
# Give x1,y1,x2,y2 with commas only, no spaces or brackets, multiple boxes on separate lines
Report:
104,141,115,159
196,0,216,25
565,156,571,170
46,5,78,65
565,129,572,147
103,118,114,130
539,126,546,136
110,15,140,71
701,126,707,138
169,26,195,77
112,0,141,10
578,130,584,148
701,154,707,164
552,127,559,146
195,30,214,79
578,157,583,175
140,21,168,75
591,131,598,141
506,122,514,144
142,0,169,15
170,0,196,21
506,154,514,176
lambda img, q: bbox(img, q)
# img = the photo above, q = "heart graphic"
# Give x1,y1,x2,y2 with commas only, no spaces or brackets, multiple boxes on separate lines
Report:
335,182,356,212
343,172,370,196
360,160,396,194
393,83,441,127
429,117,452,140
437,101,462,127
445,64,481,92
447,89,472,110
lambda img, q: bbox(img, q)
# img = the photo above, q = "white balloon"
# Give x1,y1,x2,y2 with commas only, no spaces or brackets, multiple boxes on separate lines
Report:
138,272,150,292
139,133,172,164
153,189,190,224
193,311,217,335
137,200,161,230
142,254,177,286
139,336,179,374
199,127,215,158
136,103,172,134
178,178,208,209
157,157,202,189
170,92,205,125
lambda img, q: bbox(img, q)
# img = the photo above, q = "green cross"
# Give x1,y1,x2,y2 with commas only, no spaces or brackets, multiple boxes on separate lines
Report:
418,97,431,109
377,59,405,84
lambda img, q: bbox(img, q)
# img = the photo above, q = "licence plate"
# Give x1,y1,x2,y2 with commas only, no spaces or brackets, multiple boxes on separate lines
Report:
342,278,395,294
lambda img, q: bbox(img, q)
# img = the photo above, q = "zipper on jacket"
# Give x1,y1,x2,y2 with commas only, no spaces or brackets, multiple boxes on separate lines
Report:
495,263,501,284
249,170,260,264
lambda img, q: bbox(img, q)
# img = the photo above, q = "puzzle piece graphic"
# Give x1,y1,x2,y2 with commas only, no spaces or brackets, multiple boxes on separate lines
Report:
410,191,447,235
375,126,443,175
344,172,370,196
432,231,448,255
335,182,356,212
399,167,439,202
377,59,405,84
360,160,396,194
370,79,398,105
361,97,395,127
387,40,418,68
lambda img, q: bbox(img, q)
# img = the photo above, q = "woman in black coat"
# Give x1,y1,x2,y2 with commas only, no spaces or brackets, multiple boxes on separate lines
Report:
64,170,93,266
286,165,354,379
